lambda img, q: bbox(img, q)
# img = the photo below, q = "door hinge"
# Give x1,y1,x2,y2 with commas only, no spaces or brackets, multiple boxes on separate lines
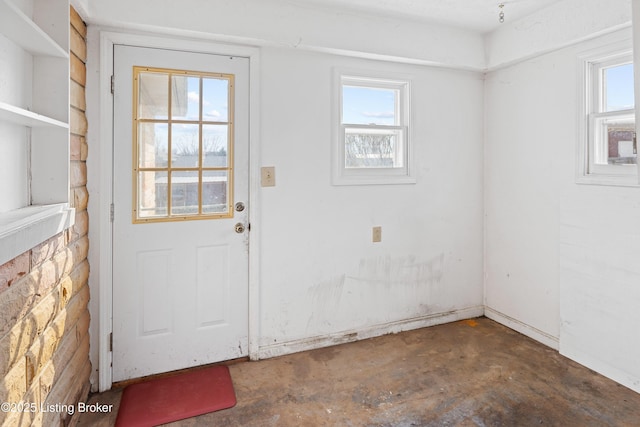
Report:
109,332,113,352
110,75,114,94
110,203,115,222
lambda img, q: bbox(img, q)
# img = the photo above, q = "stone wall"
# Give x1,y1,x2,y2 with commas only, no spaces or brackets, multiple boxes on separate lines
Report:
0,7,91,427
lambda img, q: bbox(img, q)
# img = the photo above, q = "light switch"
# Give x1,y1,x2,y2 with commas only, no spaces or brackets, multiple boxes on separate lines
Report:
372,226,382,243
261,166,276,187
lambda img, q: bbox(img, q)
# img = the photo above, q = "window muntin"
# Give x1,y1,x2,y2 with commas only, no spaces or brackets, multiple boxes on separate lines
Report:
334,72,413,185
133,67,234,222
585,53,637,179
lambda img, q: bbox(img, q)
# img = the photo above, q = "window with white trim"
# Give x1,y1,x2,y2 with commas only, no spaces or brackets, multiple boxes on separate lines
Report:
579,46,637,186
333,72,414,185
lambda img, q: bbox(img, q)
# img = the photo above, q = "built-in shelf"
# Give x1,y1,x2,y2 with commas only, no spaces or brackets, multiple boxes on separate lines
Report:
0,102,69,129
0,203,75,266
0,0,68,58
0,0,72,265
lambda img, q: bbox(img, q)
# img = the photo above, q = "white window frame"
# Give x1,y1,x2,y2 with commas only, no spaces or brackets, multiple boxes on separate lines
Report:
332,69,415,185
577,41,639,187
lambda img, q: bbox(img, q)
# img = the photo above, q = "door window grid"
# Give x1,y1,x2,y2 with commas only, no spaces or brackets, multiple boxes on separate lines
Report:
133,66,235,222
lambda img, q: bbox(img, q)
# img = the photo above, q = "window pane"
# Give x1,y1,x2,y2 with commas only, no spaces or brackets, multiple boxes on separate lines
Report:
171,171,200,215
202,171,229,214
345,128,404,168
138,72,169,120
171,75,200,120
342,85,397,125
139,122,168,168
604,63,634,112
202,78,229,122
593,115,636,165
138,171,168,218
171,123,200,167
202,125,228,167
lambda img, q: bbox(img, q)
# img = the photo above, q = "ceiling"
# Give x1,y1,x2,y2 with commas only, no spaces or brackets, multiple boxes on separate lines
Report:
288,0,561,33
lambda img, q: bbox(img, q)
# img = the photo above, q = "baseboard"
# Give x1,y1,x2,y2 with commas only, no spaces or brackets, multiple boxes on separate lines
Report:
560,345,640,394
256,305,484,360
484,306,560,350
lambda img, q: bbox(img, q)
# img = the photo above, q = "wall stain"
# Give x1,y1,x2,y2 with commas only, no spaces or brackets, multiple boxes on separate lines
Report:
350,254,445,288
305,254,446,333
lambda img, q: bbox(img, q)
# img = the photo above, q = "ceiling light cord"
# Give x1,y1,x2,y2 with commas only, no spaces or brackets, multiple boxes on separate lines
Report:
498,4,505,23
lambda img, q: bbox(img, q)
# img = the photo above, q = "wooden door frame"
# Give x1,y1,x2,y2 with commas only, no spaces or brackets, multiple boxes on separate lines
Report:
91,30,261,392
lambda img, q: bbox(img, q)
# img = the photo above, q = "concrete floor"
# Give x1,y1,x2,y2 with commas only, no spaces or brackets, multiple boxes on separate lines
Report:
76,318,640,426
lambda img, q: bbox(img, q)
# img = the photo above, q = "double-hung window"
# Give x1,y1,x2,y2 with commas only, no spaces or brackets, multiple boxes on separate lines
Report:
579,44,637,185
333,71,414,185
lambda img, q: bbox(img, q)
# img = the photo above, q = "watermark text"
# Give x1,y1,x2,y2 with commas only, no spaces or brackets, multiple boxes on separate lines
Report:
1,401,113,416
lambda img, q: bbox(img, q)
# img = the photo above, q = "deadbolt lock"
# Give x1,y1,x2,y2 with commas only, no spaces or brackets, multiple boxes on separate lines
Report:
235,222,245,233
235,202,245,212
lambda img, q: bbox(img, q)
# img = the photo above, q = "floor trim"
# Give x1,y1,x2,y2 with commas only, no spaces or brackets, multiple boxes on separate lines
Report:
257,305,485,359
485,306,560,350
560,345,640,394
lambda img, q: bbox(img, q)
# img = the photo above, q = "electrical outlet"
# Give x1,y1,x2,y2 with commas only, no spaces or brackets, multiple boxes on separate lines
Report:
372,226,382,243
261,166,276,187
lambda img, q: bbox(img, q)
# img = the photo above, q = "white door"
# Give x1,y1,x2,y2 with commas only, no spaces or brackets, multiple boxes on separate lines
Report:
112,45,249,382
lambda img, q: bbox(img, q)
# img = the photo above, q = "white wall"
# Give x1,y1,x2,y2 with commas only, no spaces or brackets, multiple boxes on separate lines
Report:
84,12,485,388
256,47,484,356
484,50,565,347
485,0,632,70
485,28,640,393
75,0,485,71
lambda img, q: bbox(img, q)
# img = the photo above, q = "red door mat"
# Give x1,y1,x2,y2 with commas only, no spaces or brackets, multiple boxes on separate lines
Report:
115,365,237,426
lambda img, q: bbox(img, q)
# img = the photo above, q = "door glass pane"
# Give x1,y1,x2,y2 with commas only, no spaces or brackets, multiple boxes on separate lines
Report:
203,124,228,167
139,122,168,168
138,171,168,218
203,78,229,122
138,72,169,120
134,67,235,222
171,75,201,120
171,123,200,167
202,171,228,214
171,171,200,215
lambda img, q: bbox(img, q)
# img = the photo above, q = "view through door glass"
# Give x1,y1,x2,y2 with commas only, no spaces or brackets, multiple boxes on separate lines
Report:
134,67,235,222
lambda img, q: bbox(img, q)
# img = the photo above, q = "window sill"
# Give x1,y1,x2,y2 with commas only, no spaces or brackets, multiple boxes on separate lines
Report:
576,174,640,188
332,174,417,186
0,203,75,266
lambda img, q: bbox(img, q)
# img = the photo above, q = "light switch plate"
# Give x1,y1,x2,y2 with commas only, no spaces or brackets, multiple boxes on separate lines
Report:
261,166,276,187
372,226,382,243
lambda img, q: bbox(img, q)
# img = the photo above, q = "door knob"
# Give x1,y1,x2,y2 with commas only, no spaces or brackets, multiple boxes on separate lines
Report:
234,222,245,233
